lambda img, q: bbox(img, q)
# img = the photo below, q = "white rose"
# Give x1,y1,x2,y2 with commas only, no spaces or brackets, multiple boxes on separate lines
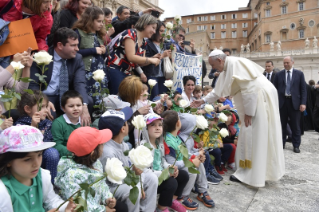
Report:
163,80,173,88
174,15,181,22
196,115,208,130
132,115,146,130
219,113,228,123
148,79,157,87
33,52,53,65
179,99,188,108
219,128,229,138
166,22,173,30
10,61,24,70
204,104,214,113
129,145,154,170
92,69,106,82
105,158,127,184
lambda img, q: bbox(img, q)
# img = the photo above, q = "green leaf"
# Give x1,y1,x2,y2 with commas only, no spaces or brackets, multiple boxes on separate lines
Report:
151,103,157,108
224,182,231,185
23,89,34,95
92,93,99,97
89,187,96,198
132,174,140,186
170,44,174,50
123,150,130,156
77,195,87,210
14,93,21,100
179,109,184,113
221,110,231,116
168,167,175,175
79,183,90,191
188,167,200,174
143,142,153,151
166,35,171,39
93,105,100,109
0,97,13,102
179,144,189,158
192,133,201,143
213,124,220,131
183,156,194,168
20,77,31,83
124,173,133,186
35,73,41,77
190,108,198,113
158,168,169,185
129,186,139,205
102,88,109,94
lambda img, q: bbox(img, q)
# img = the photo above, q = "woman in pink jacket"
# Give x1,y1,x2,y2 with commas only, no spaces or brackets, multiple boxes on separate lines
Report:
0,0,53,51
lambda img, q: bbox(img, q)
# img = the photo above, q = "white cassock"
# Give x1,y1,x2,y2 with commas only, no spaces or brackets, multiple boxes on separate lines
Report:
205,56,285,187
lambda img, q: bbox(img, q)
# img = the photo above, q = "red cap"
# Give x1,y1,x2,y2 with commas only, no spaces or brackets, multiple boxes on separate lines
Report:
67,127,112,156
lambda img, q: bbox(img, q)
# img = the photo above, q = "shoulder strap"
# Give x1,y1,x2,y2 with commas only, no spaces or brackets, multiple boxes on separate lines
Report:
0,0,14,17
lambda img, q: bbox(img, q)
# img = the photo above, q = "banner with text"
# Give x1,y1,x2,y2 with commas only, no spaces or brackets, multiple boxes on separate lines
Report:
172,52,202,91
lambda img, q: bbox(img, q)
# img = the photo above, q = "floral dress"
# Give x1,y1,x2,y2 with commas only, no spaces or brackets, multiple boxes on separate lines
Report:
55,157,113,212
86,35,109,106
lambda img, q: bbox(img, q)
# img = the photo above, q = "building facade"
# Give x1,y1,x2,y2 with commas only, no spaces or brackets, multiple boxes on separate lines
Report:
94,0,163,16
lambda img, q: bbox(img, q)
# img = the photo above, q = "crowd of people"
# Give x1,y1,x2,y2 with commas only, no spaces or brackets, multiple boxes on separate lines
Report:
0,0,316,212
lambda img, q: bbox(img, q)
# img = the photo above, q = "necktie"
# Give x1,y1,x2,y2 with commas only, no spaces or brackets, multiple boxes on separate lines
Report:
267,73,270,81
286,70,291,95
59,59,69,104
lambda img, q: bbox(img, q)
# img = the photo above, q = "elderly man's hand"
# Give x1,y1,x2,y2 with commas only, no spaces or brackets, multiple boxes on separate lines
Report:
81,105,91,126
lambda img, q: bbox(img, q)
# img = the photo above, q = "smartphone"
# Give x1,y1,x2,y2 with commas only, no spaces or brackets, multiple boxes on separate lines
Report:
151,10,160,18
183,41,191,46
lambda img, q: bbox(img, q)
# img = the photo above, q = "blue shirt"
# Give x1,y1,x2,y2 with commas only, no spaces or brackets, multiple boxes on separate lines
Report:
43,50,62,95
154,43,163,77
223,99,234,108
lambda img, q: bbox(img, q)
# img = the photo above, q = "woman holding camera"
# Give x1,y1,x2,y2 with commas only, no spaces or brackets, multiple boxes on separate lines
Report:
107,14,160,95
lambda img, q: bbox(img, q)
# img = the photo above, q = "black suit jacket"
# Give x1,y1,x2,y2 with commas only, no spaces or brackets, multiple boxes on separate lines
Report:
29,47,89,104
263,71,276,84
142,39,164,77
273,69,307,110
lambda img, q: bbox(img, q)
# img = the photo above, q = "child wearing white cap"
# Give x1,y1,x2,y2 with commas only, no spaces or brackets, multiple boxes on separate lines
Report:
0,125,75,212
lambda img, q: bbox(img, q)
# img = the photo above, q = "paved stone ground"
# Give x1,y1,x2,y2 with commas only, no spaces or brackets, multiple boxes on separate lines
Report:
189,130,319,212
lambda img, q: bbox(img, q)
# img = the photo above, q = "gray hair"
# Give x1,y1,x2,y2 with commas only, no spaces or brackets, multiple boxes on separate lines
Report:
135,14,158,31
284,55,294,62
210,53,227,61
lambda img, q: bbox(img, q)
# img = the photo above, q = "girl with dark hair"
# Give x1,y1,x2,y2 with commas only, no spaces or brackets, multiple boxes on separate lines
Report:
59,0,92,29
55,127,128,212
143,20,172,99
73,6,108,107
14,90,60,184
0,125,75,211
182,75,196,107
102,7,115,44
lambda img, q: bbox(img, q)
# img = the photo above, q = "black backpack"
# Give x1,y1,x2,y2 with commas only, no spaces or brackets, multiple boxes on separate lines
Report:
47,10,61,48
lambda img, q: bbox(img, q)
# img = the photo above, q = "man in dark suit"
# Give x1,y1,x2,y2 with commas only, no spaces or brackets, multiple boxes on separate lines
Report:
273,56,307,153
29,27,91,126
263,60,276,84
208,48,231,88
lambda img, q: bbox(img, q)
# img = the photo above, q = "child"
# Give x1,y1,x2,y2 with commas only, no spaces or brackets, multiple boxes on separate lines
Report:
141,113,188,212
15,90,60,184
51,90,83,157
171,91,184,112
98,107,159,212
217,113,237,172
73,6,108,106
161,111,215,210
55,127,128,212
193,85,203,100
202,85,213,97
0,105,13,133
132,84,154,114
0,125,75,212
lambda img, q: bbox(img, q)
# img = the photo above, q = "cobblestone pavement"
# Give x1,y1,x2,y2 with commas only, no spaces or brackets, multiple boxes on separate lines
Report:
187,130,319,212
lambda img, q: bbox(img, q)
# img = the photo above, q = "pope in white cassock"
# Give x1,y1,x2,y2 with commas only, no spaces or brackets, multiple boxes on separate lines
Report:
192,50,285,187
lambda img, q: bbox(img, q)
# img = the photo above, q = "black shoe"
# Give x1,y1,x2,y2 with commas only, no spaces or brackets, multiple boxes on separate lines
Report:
286,137,292,142
293,147,300,153
229,175,241,183
283,143,285,149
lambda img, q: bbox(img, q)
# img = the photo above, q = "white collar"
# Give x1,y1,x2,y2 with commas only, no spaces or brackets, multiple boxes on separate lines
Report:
63,114,81,125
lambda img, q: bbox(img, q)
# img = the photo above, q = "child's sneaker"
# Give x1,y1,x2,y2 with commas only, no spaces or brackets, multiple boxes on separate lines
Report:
170,199,187,212
228,162,236,171
182,196,199,211
210,167,223,181
221,164,228,172
207,173,220,185
197,191,215,208
215,165,225,175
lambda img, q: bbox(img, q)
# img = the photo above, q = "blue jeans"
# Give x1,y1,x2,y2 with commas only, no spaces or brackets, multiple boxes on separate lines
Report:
42,147,60,184
203,151,214,176
0,56,10,68
108,66,128,95
210,144,233,166
147,76,168,100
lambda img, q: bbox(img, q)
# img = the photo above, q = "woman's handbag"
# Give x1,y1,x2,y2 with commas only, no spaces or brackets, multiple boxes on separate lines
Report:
163,57,173,79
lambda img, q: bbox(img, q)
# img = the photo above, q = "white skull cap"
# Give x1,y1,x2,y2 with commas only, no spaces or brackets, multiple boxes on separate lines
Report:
209,50,225,57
